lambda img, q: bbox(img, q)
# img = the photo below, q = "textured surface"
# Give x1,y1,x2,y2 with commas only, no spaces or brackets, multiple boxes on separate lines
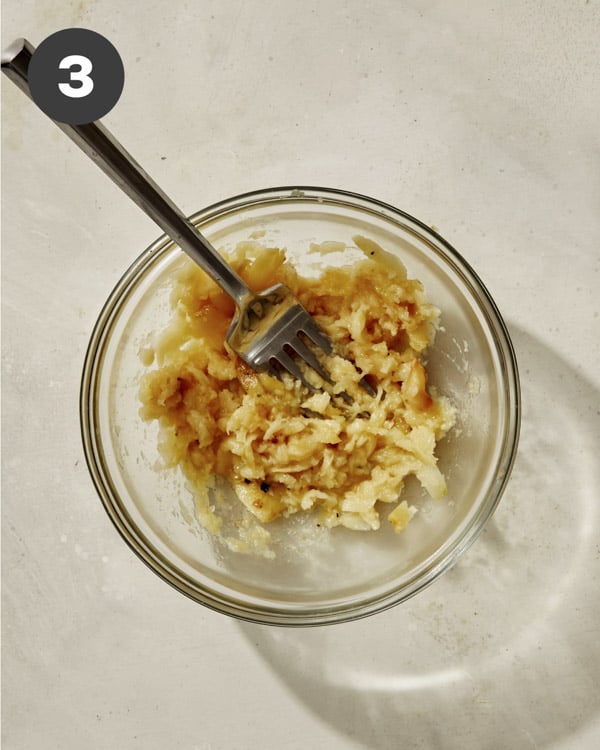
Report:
2,1,599,748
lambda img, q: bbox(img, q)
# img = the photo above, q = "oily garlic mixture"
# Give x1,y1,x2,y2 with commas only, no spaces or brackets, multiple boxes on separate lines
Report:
139,236,455,555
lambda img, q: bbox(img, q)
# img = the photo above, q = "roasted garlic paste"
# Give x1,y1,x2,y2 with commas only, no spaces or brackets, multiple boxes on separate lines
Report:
139,237,455,556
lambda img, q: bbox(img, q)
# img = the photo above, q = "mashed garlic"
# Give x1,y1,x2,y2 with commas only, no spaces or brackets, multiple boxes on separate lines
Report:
139,237,455,553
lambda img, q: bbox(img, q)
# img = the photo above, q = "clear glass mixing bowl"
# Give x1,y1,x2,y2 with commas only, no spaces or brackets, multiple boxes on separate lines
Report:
80,187,520,625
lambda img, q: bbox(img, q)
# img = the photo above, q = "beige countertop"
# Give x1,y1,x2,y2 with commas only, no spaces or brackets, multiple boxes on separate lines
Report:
2,1,599,748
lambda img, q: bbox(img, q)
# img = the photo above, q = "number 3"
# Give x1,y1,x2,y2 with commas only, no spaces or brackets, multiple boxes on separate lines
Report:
58,55,94,98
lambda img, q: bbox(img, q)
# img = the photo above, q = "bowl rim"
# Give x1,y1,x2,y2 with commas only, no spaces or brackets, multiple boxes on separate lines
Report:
80,185,521,626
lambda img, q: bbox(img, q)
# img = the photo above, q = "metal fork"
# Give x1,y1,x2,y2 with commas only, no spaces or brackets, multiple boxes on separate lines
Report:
2,38,357,391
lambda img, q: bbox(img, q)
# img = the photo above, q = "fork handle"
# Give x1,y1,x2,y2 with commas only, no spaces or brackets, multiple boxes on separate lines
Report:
2,38,252,307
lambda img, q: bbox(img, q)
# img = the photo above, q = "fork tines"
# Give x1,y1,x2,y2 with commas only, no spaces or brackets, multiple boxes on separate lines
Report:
269,306,334,390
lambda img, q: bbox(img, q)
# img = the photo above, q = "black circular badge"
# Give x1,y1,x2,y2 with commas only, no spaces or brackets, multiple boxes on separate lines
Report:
28,28,124,125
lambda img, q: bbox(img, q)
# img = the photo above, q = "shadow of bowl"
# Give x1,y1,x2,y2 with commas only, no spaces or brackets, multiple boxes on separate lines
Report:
238,322,600,749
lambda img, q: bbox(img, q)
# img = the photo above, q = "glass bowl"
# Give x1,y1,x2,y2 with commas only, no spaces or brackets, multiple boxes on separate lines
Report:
80,186,520,625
